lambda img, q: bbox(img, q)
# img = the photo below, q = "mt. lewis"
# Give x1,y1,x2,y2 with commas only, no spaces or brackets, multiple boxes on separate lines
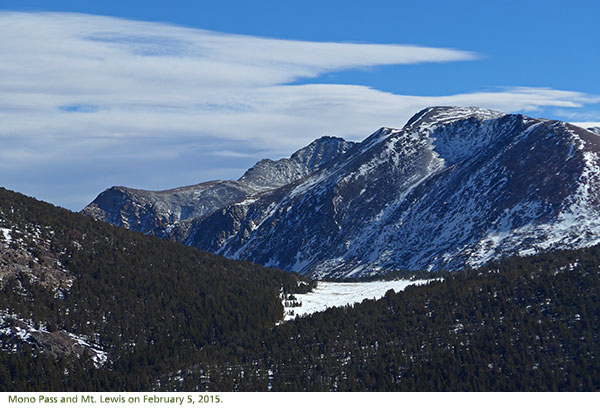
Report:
84,107,600,278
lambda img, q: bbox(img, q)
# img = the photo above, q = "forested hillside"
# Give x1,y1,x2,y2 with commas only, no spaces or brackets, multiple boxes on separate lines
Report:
0,187,311,390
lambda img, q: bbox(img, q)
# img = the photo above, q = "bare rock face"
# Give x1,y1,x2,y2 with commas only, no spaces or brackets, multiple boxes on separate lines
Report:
238,136,354,190
82,180,256,237
83,107,600,278
0,224,75,292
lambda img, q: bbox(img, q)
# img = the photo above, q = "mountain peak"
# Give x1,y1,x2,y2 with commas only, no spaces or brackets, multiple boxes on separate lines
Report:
238,135,354,190
194,109,600,277
405,106,506,130
290,136,354,170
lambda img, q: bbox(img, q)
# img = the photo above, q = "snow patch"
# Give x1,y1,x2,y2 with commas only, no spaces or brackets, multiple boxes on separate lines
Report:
281,278,437,321
0,227,12,243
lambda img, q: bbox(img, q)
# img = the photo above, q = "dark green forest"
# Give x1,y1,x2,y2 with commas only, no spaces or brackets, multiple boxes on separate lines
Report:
187,249,600,391
1,187,599,391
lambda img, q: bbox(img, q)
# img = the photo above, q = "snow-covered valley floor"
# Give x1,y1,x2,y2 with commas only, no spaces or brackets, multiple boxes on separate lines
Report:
282,278,437,321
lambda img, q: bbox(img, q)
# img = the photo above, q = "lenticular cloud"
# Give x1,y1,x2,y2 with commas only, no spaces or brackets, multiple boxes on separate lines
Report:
0,11,598,210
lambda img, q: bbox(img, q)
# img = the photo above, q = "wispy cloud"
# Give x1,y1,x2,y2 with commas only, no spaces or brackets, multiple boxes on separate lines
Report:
0,11,599,209
207,150,262,159
551,108,600,123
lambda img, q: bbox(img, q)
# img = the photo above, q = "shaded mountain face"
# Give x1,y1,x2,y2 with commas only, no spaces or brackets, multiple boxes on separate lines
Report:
82,180,255,238
84,107,600,278
83,136,353,237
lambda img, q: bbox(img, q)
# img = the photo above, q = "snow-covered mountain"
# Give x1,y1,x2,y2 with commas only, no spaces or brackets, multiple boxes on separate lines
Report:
84,107,600,278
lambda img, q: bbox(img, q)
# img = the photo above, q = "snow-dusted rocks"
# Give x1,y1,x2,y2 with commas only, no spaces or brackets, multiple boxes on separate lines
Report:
82,181,257,237
84,107,600,278
571,122,600,137
0,310,107,367
239,136,354,191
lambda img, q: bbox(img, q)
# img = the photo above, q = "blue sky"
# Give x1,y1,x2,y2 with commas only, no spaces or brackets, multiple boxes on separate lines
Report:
1,0,599,209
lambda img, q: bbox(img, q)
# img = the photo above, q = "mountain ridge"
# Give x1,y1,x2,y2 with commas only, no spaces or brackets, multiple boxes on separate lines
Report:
83,136,354,237
83,107,600,278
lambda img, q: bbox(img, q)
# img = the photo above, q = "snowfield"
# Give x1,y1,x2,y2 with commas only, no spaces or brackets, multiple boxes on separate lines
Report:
282,278,437,321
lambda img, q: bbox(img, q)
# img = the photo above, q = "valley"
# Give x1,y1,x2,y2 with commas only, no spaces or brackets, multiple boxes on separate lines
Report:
2,107,600,391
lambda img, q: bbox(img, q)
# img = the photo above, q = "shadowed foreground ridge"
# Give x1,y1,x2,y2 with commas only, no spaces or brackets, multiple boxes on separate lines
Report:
0,187,310,390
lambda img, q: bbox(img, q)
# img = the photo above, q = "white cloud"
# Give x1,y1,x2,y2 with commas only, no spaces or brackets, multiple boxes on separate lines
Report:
0,11,599,209
571,122,600,129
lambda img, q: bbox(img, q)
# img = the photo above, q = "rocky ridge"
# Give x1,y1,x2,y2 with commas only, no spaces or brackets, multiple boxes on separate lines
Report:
83,136,353,237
